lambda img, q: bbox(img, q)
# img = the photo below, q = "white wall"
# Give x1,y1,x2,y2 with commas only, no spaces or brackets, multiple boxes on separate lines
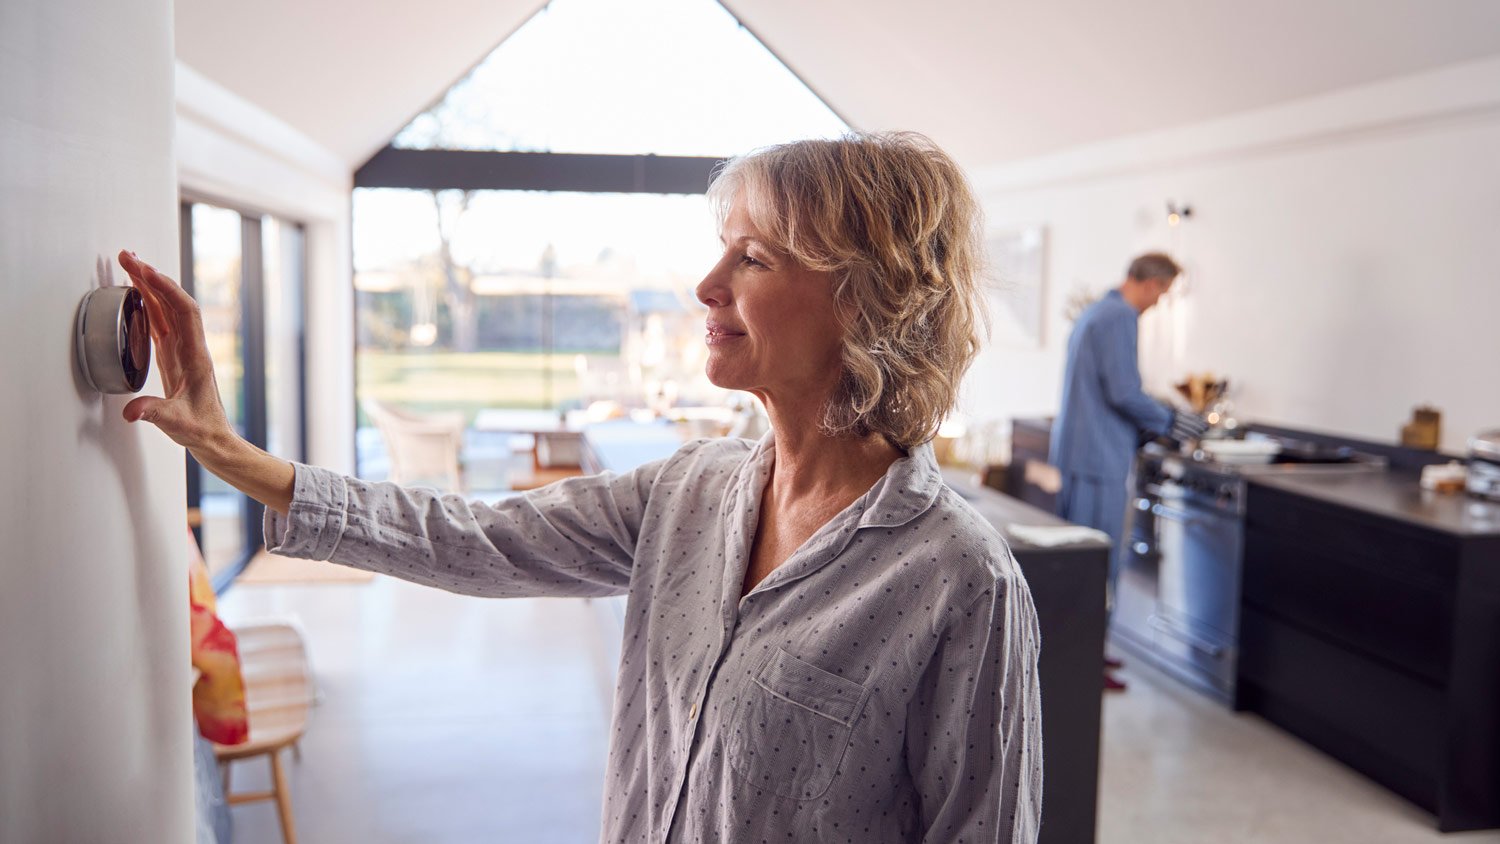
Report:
0,0,194,840
176,63,357,473
964,56,1500,454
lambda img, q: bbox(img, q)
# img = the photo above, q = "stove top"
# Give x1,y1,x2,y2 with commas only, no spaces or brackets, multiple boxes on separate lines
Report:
1137,437,1387,512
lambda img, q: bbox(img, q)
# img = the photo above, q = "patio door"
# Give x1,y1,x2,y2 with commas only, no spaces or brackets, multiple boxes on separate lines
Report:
180,198,307,589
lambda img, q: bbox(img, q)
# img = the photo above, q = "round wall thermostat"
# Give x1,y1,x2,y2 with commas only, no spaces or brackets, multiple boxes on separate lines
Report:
77,286,151,394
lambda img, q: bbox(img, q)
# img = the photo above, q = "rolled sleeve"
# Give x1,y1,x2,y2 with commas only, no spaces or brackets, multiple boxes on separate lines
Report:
263,463,350,560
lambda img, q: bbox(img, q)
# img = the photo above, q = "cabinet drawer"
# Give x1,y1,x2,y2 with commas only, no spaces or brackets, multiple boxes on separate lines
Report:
1246,485,1457,589
1243,527,1452,685
1238,607,1443,806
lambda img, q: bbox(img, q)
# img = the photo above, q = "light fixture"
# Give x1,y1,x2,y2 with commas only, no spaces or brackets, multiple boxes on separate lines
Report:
1166,201,1193,227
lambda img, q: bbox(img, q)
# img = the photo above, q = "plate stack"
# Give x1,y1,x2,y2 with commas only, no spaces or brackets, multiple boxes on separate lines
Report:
1198,439,1282,465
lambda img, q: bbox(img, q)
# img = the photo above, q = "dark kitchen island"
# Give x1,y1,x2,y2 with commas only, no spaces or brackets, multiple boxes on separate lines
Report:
1241,469,1500,832
942,469,1110,844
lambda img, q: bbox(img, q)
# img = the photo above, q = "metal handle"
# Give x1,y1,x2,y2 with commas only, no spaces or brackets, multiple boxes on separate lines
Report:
1148,501,1239,528
1148,614,1225,658
1150,502,1198,523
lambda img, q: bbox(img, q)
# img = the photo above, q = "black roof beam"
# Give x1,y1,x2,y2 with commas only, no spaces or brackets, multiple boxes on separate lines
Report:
354,147,726,195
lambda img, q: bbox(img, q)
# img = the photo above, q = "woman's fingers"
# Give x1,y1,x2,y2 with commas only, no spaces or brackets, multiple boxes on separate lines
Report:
117,251,200,339
122,393,166,425
122,393,201,450
134,277,171,341
117,249,237,451
118,250,192,311
118,251,186,391
117,250,210,374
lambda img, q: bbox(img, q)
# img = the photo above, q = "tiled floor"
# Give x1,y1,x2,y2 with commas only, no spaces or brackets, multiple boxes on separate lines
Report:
217,578,615,844
1097,657,1499,844
217,576,1500,843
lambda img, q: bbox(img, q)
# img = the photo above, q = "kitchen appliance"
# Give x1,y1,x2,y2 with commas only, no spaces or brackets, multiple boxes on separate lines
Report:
1468,429,1500,502
1114,435,1385,704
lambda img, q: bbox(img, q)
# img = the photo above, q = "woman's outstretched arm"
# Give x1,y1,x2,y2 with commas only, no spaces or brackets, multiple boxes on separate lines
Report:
117,249,658,599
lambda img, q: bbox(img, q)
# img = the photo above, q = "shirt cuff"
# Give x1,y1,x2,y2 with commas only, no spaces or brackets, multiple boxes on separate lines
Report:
261,463,350,560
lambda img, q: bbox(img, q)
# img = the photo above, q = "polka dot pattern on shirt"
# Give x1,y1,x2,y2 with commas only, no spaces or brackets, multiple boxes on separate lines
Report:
264,434,1043,843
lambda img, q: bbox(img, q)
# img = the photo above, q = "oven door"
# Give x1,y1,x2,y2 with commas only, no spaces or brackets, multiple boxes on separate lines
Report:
1113,488,1161,652
1150,481,1241,700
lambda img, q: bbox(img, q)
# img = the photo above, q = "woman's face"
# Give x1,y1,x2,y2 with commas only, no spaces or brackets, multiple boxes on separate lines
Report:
695,197,844,406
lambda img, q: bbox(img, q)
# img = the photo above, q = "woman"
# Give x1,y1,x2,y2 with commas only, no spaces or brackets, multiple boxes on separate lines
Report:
120,132,1042,843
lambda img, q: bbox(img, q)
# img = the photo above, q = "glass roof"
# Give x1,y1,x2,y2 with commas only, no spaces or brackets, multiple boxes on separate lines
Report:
391,0,850,158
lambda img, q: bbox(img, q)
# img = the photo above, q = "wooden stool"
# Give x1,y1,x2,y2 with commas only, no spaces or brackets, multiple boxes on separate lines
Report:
509,464,585,491
215,622,313,844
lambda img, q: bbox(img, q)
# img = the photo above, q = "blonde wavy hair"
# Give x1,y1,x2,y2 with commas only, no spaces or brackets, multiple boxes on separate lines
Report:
707,132,988,450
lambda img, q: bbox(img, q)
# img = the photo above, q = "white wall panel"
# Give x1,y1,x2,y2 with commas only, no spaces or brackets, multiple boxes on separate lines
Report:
966,58,1500,453
0,0,194,840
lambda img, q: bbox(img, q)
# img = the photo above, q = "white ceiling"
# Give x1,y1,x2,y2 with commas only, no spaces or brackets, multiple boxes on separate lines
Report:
176,0,1500,170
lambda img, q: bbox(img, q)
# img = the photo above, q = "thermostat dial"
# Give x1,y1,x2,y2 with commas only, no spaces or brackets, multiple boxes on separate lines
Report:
77,286,151,394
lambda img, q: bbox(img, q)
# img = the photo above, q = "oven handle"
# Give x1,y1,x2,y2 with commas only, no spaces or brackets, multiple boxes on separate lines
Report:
1134,497,1234,528
1148,614,1226,658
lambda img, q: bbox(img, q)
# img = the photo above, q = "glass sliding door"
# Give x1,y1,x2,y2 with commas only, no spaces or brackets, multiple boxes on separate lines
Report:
180,198,306,588
263,217,307,465
351,188,723,493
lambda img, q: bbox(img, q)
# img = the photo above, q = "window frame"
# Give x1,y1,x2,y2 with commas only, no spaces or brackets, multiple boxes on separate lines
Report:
179,193,309,594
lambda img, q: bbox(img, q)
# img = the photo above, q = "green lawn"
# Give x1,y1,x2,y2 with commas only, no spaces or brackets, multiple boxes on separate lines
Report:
356,349,594,426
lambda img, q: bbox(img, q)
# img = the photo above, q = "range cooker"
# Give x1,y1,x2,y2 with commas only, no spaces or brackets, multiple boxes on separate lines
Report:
1113,436,1385,704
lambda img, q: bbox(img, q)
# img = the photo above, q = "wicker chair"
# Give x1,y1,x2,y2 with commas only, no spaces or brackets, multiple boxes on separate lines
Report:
362,398,466,492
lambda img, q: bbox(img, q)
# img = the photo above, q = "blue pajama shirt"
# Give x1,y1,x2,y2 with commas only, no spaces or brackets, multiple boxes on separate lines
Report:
1049,290,1175,598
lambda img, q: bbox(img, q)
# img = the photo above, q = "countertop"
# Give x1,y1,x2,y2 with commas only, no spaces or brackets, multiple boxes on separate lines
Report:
1249,470,1500,538
941,468,1112,553
581,422,1111,552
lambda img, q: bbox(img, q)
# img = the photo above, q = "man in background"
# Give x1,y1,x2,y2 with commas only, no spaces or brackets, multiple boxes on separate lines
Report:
1050,252,1207,691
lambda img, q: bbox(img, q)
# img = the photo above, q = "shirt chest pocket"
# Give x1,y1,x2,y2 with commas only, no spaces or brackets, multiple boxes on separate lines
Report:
726,647,869,801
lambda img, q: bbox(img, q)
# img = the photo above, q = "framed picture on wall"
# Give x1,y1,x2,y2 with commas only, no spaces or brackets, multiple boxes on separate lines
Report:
982,225,1047,348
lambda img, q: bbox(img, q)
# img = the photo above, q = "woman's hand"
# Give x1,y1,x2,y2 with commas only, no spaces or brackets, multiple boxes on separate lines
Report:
118,250,296,515
116,250,235,453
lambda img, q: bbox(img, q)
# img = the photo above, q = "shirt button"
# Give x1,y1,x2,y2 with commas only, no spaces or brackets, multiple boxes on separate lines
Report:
688,702,698,720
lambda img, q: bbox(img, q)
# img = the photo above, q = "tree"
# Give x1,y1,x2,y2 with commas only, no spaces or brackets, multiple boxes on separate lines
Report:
431,189,480,352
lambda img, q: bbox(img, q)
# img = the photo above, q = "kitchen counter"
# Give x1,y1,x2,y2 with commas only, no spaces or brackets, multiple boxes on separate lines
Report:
1240,467,1500,831
1248,470,1500,538
943,466,1111,551
942,470,1108,844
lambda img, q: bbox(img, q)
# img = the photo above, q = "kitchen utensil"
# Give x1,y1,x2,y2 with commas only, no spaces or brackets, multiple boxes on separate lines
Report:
1468,429,1500,502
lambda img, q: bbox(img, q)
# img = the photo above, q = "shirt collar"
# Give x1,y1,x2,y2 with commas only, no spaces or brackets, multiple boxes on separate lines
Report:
856,441,944,528
741,431,943,530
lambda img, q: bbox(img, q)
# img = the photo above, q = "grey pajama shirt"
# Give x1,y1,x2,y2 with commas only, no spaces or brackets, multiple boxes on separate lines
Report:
265,433,1044,843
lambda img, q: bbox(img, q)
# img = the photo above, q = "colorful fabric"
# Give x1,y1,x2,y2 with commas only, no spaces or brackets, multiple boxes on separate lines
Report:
188,529,248,745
